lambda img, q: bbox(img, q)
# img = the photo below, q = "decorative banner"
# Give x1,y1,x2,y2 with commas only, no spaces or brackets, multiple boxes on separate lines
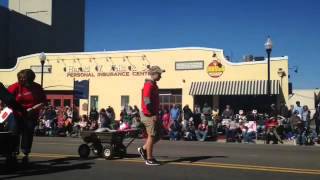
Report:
207,58,225,78
74,80,89,99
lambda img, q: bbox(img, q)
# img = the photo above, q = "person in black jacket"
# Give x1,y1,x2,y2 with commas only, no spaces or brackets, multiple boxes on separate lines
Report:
313,104,320,136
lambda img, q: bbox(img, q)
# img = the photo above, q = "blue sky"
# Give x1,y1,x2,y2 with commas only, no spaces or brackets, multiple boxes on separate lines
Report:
1,0,319,89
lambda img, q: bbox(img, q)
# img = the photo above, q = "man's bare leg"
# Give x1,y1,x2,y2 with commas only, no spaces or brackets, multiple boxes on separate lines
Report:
144,135,154,159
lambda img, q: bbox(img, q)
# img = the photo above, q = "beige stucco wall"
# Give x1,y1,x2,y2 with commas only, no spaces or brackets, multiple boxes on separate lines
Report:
9,0,52,25
0,47,289,118
288,89,319,115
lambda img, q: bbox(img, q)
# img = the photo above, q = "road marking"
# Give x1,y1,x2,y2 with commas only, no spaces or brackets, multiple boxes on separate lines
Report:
116,159,320,175
26,152,320,175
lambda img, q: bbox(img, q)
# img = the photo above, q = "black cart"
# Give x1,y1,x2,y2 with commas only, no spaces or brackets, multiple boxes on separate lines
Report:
78,129,140,160
0,132,19,165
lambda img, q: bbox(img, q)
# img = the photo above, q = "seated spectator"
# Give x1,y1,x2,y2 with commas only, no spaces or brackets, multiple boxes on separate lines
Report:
248,110,266,139
119,120,131,130
222,105,234,119
196,120,209,141
235,110,247,123
89,120,98,131
79,115,89,131
44,118,52,136
169,120,181,141
89,108,99,122
162,109,170,135
64,117,73,136
225,120,240,142
183,105,193,130
99,108,111,128
265,117,283,144
170,104,180,122
184,118,196,141
72,120,81,137
35,119,46,136
120,108,127,122
44,105,57,135
131,105,141,128
106,106,117,129
242,121,257,143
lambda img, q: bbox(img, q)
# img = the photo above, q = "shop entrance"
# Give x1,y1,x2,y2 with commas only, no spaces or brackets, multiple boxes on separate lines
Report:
219,95,277,113
194,95,214,109
193,95,277,113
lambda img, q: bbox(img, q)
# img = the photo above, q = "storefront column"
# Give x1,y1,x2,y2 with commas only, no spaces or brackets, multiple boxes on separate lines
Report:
213,95,219,109
183,93,194,111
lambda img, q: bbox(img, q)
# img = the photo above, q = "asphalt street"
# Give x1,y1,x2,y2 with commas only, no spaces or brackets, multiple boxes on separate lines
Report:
0,137,320,180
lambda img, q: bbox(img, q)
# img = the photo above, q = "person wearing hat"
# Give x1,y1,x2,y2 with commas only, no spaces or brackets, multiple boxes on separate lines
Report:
138,65,165,166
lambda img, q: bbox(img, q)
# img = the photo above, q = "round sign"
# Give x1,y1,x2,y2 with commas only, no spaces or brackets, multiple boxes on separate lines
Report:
207,60,225,78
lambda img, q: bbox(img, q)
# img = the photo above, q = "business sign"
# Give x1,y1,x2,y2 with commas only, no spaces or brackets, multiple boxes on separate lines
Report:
207,59,225,78
65,65,151,78
175,61,204,70
30,65,52,73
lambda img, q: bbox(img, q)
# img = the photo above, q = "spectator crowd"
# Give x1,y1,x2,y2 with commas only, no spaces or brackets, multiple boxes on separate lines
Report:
2,99,320,146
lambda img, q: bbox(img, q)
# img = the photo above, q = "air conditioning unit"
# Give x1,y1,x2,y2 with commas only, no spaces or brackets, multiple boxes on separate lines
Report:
254,56,265,61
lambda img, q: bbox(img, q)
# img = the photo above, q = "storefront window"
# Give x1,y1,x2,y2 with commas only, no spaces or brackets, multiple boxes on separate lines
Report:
90,96,99,110
163,95,170,103
159,89,182,110
121,96,129,110
64,99,71,107
53,99,61,107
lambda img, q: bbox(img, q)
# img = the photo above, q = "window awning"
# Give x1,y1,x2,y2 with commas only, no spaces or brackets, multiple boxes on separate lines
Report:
189,80,280,95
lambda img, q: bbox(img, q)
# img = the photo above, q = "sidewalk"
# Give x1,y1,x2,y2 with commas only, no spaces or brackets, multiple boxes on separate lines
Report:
215,138,320,146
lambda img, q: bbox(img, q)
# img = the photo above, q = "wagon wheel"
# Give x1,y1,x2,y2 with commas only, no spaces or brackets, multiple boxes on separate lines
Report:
92,143,103,156
103,145,114,160
78,144,90,158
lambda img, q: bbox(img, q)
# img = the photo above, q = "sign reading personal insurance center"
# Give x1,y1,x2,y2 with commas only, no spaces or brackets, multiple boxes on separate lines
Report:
66,65,150,78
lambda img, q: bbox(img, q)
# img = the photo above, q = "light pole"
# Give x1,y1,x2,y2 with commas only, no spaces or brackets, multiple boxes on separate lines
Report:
39,52,46,88
265,37,272,96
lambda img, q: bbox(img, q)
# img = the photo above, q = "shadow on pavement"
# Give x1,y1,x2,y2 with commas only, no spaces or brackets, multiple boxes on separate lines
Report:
123,154,141,159
0,156,94,179
162,155,228,164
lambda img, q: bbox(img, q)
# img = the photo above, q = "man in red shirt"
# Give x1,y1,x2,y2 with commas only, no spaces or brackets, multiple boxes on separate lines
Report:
7,69,46,163
138,66,165,166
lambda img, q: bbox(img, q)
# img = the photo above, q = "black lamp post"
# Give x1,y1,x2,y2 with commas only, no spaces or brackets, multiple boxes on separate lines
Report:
39,52,46,88
265,37,273,96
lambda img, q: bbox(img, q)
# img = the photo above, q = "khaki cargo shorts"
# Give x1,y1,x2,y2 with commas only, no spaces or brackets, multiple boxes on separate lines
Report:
140,113,162,141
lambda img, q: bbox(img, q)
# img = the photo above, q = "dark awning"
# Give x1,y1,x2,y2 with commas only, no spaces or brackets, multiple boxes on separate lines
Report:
189,80,280,95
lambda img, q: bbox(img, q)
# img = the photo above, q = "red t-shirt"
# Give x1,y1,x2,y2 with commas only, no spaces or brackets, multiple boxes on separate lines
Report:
7,82,46,116
141,80,159,116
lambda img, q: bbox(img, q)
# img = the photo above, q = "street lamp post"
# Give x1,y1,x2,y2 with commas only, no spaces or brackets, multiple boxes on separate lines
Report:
265,37,273,96
39,52,46,88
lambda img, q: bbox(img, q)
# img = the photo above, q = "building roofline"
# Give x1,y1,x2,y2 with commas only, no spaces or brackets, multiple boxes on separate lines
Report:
0,47,288,72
